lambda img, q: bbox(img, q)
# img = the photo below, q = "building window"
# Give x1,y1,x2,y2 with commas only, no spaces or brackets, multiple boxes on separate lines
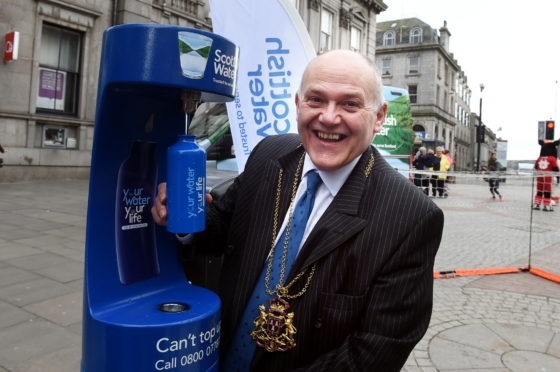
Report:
320,8,333,52
350,26,361,52
409,27,422,44
408,84,418,103
36,23,82,115
383,30,395,46
381,58,392,76
451,95,455,114
454,75,459,93
408,55,419,74
449,70,455,89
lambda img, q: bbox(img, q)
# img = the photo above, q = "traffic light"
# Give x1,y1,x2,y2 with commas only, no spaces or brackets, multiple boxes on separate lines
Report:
476,125,485,143
545,120,555,139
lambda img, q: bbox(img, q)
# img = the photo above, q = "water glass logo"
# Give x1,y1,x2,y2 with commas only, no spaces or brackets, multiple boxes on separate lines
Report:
178,31,213,79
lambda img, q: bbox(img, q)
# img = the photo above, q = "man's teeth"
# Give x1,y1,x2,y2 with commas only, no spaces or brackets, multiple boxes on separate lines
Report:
317,132,341,140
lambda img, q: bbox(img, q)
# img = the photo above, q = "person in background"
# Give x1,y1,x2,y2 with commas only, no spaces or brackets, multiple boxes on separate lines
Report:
412,146,429,194
425,149,440,197
441,149,454,196
442,149,454,168
434,146,451,198
487,152,503,201
533,139,559,211
152,49,444,371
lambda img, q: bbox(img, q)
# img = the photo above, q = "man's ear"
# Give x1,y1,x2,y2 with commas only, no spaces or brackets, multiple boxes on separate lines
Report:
373,102,388,134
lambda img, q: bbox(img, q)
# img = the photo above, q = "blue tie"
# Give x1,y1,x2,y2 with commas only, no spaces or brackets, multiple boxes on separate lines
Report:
222,171,322,371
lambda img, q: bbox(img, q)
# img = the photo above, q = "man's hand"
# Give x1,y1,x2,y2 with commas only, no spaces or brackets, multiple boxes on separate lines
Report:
151,182,214,226
151,182,168,226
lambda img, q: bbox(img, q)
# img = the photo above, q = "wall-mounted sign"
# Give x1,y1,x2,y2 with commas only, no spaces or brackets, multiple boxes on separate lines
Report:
36,67,66,110
4,31,19,62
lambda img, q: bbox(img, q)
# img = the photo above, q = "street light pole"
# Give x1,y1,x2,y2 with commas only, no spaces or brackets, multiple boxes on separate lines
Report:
476,84,485,172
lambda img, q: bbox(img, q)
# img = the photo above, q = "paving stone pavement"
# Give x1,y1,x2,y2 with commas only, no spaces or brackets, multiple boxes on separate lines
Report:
403,176,560,371
0,172,559,371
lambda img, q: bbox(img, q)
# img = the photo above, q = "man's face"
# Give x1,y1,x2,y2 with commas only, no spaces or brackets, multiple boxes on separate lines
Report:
296,52,387,171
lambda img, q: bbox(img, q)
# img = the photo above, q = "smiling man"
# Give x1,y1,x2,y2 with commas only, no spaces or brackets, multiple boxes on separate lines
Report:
152,49,444,371
296,50,387,171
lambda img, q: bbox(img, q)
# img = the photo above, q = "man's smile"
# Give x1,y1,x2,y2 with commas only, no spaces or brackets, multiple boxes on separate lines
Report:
316,131,346,141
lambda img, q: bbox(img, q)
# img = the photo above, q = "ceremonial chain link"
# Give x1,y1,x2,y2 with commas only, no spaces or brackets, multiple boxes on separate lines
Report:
264,154,317,300
264,151,374,300
365,153,374,178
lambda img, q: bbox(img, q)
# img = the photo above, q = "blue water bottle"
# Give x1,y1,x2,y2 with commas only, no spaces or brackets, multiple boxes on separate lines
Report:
167,134,206,234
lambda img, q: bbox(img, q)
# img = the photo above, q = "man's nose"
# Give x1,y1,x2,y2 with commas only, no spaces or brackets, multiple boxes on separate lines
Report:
319,102,341,124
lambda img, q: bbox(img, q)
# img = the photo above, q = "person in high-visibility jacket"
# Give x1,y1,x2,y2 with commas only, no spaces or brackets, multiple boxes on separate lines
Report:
434,146,451,198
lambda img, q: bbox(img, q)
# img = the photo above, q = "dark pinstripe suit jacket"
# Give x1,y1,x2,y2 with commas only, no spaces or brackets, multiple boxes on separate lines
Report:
194,134,444,371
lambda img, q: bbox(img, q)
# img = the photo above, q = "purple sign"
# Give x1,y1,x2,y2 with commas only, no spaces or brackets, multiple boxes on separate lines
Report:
39,68,64,99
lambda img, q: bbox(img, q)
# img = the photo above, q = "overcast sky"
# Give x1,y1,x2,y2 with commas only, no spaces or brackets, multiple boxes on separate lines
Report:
377,0,559,160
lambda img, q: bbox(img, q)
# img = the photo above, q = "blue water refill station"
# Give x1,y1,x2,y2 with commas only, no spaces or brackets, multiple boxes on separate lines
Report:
82,24,238,371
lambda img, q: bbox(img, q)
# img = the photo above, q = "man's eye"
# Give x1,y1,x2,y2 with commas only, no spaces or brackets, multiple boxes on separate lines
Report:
306,97,323,105
344,101,360,109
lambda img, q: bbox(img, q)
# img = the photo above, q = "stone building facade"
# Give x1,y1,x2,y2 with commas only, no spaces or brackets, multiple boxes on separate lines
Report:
0,0,386,181
375,17,495,171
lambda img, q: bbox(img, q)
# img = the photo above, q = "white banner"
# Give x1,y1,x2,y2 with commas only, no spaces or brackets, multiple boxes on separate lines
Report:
209,0,316,172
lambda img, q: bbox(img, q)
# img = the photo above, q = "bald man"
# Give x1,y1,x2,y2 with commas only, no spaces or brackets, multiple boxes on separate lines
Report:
152,50,444,371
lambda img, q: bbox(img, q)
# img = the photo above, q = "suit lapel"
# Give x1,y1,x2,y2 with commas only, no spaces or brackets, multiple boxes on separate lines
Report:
292,147,375,273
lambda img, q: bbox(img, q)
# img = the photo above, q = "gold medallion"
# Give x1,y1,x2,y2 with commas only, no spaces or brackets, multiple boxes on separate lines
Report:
251,297,297,352
250,151,374,353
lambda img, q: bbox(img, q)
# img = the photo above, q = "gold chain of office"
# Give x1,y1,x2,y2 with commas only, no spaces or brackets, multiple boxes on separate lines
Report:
250,151,374,352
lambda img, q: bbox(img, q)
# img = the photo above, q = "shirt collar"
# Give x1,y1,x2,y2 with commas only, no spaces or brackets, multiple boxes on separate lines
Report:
302,154,360,197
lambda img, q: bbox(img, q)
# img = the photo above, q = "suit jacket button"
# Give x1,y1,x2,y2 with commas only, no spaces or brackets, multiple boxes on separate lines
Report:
314,318,322,328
